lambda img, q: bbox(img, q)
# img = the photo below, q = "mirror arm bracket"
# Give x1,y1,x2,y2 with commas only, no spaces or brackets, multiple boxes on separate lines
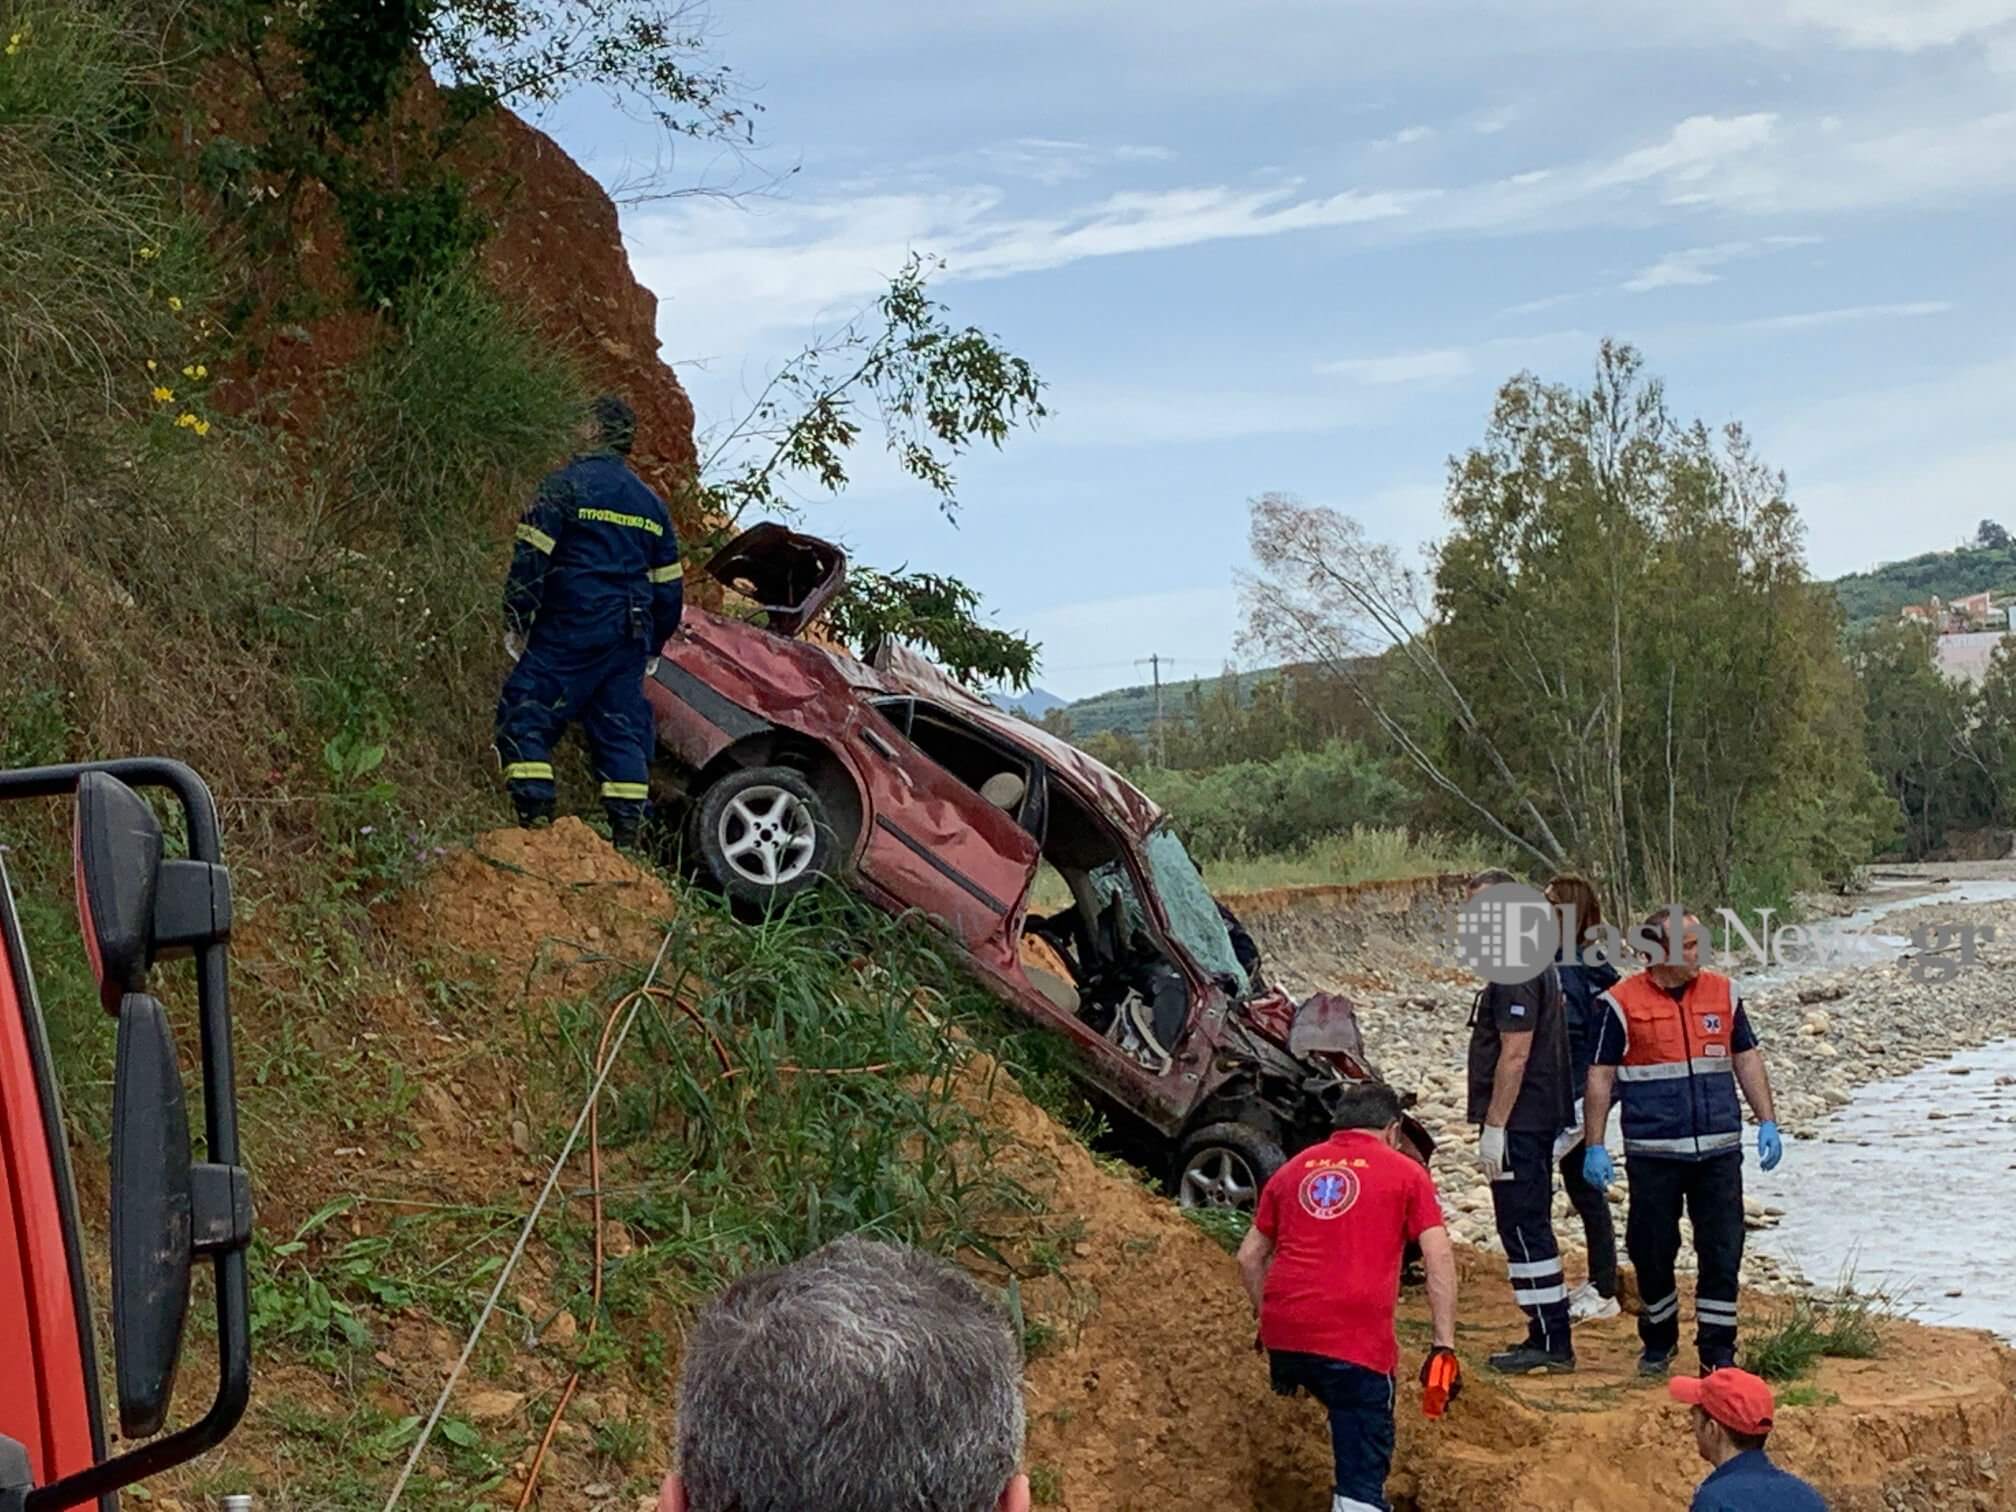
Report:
189,1164,253,1256
150,861,232,958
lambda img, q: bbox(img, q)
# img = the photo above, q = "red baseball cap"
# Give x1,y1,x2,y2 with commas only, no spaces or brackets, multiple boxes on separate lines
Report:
1670,1369,1775,1436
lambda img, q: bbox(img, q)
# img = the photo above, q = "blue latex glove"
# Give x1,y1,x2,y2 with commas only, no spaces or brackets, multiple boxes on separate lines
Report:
1757,1121,1783,1171
1582,1145,1615,1192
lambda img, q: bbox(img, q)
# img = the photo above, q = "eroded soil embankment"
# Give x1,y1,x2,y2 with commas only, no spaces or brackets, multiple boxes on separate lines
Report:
1002,1033,2016,1512
183,837,2016,1510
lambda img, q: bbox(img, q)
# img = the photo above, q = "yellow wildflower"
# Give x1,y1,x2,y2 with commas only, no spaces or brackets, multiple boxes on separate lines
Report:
145,360,158,372
194,419,211,438
175,413,200,430
167,295,183,312
181,363,208,380
151,386,174,404
138,246,159,261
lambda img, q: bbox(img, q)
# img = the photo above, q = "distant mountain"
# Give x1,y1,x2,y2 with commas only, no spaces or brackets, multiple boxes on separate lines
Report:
1063,666,1280,740
986,686,1067,719
1831,535,2016,628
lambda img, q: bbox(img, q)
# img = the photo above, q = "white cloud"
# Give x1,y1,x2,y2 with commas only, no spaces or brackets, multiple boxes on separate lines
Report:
1623,235,1820,293
1500,290,1585,317
973,138,1177,185
1587,113,1781,191
1319,347,1475,385
1740,300,1953,331
631,102,2016,363
1753,0,2016,51
1376,124,1436,148
631,178,1427,354
1320,330,1593,387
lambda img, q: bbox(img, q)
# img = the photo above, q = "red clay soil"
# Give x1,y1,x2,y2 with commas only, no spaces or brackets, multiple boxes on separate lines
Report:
185,828,2016,1510
998,1053,2016,1511
198,69,705,536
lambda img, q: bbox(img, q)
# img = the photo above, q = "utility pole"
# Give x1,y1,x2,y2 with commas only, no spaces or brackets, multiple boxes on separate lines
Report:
1136,653,1168,767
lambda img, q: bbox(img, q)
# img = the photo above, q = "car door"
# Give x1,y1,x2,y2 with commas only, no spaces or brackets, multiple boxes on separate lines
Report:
853,699,1040,974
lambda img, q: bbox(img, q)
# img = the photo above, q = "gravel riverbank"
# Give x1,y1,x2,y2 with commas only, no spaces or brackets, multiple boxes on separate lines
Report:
1248,884,2016,1293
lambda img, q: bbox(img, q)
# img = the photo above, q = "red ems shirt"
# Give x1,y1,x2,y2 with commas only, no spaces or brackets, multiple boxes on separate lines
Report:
1253,1131,1445,1376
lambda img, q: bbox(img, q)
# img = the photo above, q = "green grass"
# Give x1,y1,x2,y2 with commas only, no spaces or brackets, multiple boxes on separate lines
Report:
1743,1283,1892,1383
1775,1384,1841,1409
1205,826,1492,894
1031,825,1486,912
1181,1206,1251,1254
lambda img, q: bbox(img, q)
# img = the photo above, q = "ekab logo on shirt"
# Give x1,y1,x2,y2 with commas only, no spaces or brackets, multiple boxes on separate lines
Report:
1298,1164,1361,1220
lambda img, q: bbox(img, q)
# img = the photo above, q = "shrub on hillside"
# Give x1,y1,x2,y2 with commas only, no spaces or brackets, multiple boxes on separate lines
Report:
330,269,586,539
1135,741,1412,862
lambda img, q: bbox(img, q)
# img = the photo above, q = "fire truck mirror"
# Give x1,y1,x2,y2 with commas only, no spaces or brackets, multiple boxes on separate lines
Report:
72,773,165,1015
109,992,196,1440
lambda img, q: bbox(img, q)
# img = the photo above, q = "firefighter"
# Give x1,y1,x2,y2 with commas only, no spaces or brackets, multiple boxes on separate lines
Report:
1582,907,1785,1375
494,395,683,850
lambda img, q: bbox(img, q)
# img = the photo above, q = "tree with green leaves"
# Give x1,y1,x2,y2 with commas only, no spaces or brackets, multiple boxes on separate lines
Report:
1244,342,1892,911
694,253,1047,688
1856,620,1992,856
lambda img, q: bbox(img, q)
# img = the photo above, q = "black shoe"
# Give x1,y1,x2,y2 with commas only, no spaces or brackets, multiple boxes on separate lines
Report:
1637,1349,1675,1377
515,798,555,830
1486,1344,1575,1375
1699,1356,1735,1375
609,820,642,854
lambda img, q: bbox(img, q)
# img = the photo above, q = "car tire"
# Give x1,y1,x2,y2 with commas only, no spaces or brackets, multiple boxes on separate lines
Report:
688,765,835,909
1172,1121,1285,1212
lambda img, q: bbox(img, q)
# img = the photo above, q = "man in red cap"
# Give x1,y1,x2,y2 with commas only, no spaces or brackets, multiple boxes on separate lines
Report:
1671,1369,1827,1511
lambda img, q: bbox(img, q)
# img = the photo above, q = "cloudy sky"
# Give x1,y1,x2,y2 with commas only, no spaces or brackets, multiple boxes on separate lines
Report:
547,0,2016,699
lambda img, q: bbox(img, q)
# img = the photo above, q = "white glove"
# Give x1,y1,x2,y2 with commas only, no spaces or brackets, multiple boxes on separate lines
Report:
503,631,524,662
1478,1125,1509,1182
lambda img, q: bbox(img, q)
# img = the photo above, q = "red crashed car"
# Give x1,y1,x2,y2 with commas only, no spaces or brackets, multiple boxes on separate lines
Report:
645,525,1429,1207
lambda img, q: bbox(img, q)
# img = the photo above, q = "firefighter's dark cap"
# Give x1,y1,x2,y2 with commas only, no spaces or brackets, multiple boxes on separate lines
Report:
590,394,637,454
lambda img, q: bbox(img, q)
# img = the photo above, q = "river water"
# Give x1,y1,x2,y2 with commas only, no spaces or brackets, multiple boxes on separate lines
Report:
1748,1037,2016,1341
1737,877,2016,1343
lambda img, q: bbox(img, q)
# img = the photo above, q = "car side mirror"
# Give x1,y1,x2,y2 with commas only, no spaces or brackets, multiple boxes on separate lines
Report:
73,772,231,1013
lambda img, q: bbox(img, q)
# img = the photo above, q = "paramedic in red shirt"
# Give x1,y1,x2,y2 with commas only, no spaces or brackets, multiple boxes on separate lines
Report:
1237,1082,1460,1512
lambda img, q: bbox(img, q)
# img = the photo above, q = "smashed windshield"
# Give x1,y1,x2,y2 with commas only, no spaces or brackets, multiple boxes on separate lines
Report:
1091,829,1249,998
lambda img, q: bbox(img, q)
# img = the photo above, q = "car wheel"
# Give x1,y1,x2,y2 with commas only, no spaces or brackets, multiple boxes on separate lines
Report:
1173,1122,1285,1212
688,765,834,908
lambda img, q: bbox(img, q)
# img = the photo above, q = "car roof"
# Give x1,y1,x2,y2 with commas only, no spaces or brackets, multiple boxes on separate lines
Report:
858,641,1166,843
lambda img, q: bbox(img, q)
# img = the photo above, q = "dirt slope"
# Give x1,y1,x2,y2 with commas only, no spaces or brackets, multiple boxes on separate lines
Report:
1001,1039,2016,1512
199,829,2016,1509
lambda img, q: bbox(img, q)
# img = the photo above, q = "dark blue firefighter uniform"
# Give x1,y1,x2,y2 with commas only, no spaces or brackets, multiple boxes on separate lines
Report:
494,448,682,835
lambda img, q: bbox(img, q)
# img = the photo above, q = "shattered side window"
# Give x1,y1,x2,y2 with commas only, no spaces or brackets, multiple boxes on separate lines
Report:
1123,829,1250,997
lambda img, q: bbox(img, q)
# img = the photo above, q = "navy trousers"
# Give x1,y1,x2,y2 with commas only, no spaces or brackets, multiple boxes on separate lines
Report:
495,633,652,825
1626,1151,1745,1367
1491,1129,1572,1356
1268,1351,1396,1511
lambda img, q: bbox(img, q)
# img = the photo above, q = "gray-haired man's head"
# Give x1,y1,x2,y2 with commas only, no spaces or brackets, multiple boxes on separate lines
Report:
661,1236,1031,1512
